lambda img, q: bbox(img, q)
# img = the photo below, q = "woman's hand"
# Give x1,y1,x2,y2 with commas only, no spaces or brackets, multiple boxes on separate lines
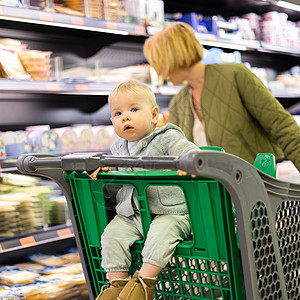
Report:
177,170,196,178
89,167,109,180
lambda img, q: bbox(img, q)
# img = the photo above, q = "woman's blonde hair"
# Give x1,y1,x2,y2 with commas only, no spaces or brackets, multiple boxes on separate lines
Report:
108,80,157,107
143,22,203,79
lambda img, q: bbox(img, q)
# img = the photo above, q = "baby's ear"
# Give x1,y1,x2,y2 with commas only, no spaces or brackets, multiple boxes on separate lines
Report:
152,106,159,123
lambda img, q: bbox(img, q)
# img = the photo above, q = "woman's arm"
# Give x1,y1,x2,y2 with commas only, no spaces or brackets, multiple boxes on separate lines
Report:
236,65,300,170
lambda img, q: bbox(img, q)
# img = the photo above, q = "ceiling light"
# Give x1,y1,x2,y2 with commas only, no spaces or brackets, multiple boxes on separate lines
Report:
277,1,300,12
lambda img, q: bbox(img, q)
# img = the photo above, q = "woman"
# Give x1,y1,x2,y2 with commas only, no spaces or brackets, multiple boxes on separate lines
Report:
143,22,300,171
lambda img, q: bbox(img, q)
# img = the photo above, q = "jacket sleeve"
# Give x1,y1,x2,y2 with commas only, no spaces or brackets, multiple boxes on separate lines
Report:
235,64,300,170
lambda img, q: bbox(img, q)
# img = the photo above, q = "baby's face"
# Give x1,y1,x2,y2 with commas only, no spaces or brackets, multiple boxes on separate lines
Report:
110,92,158,142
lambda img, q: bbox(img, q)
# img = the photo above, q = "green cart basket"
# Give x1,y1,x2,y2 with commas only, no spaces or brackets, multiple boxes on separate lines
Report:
17,149,299,300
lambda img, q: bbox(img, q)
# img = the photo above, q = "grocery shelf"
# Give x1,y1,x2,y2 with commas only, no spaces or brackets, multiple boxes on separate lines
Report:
196,33,260,51
271,87,300,98
0,5,146,36
144,27,300,56
0,79,160,95
259,42,300,57
198,34,300,56
0,79,298,99
0,5,298,57
0,79,114,95
0,224,75,264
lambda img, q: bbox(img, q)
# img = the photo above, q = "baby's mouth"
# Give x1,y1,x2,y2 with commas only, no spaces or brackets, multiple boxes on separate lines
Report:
124,125,133,131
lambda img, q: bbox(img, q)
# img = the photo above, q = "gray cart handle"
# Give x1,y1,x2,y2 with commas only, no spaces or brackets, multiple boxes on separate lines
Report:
17,151,202,175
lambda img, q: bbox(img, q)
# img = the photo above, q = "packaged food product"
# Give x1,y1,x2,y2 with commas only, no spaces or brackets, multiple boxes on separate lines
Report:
28,254,65,267
18,50,52,81
0,268,39,285
0,47,31,80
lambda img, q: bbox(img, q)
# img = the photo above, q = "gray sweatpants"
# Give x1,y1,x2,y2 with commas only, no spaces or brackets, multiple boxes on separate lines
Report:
101,213,191,272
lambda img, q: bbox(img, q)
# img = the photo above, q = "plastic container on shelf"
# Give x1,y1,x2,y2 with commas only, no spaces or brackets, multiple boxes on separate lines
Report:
16,150,300,300
84,0,105,19
124,0,164,26
2,131,32,157
0,132,6,158
22,0,52,10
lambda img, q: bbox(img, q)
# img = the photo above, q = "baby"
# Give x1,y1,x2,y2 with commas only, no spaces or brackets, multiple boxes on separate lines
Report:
91,80,200,300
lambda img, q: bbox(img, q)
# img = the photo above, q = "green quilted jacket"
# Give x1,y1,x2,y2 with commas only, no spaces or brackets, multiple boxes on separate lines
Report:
168,63,300,170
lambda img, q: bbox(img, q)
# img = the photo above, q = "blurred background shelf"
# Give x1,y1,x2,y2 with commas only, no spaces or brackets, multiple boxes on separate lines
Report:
0,5,146,36
0,224,75,264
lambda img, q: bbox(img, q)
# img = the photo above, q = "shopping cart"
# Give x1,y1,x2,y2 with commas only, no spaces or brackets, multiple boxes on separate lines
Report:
17,149,299,300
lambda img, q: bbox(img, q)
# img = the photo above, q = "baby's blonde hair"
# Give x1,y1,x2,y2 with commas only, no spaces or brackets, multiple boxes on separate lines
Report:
108,80,157,108
143,22,203,79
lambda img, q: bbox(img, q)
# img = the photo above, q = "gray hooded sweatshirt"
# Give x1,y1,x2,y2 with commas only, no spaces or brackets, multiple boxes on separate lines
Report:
110,123,200,217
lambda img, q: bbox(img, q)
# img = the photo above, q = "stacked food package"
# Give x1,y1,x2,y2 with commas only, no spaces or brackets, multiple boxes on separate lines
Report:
1,124,119,158
18,50,53,81
0,173,65,236
92,125,118,151
0,249,89,299
48,195,70,226
58,0,86,16
53,127,81,153
0,39,53,81
0,39,30,80
104,0,127,22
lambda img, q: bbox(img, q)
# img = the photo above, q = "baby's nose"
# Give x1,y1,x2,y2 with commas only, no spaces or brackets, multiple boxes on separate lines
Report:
122,114,130,121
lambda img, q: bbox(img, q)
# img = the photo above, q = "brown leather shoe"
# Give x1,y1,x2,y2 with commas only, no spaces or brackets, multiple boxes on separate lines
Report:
117,271,157,300
96,278,129,300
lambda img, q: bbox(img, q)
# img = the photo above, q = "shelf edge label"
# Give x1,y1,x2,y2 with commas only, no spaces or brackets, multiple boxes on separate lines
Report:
57,228,73,239
106,21,118,30
20,236,36,247
135,26,146,35
39,12,54,22
71,16,84,26
75,83,89,92
46,82,61,92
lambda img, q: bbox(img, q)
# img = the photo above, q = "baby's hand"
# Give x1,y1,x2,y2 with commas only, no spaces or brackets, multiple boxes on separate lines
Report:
89,167,109,180
177,170,196,178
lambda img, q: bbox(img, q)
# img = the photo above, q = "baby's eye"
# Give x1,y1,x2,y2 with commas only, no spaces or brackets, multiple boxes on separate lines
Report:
131,108,138,112
115,112,121,117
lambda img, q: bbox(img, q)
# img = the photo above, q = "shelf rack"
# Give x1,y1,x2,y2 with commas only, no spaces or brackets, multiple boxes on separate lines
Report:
0,5,147,36
0,5,299,99
0,224,75,264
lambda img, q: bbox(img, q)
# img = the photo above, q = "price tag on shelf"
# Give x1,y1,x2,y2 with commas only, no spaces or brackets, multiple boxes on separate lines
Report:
57,228,73,239
71,16,84,26
106,21,118,30
46,83,61,92
39,12,54,22
75,83,89,92
135,25,146,35
20,236,36,247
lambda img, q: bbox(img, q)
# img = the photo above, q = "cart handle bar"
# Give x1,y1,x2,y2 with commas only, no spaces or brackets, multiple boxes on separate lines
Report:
17,151,203,175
